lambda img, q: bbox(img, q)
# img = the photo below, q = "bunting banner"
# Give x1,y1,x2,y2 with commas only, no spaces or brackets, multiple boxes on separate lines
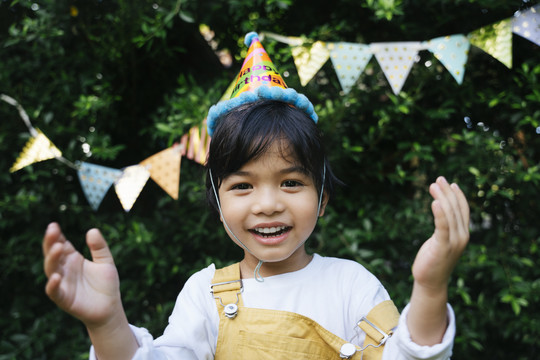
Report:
468,18,513,68
260,6,536,93
114,165,151,212
140,145,182,200
5,6,539,212
291,40,330,86
3,93,211,211
423,35,470,84
370,42,422,95
10,129,62,173
78,162,123,211
327,42,372,94
512,5,540,47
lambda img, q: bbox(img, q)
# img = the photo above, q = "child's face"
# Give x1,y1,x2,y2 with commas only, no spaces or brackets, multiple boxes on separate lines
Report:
218,141,324,271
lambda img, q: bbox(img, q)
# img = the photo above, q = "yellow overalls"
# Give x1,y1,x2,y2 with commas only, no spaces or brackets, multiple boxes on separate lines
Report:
211,263,400,359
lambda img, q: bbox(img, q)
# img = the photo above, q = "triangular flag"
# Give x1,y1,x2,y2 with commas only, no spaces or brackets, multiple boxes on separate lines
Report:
370,42,421,94
291,40,330,86
424,34,470,84
78,162,122,211
140,145,182,200
468,18,513,68
10,129,62,172
181,123,211,165
512,5,540,47
326,42,372,94
114,165,150,212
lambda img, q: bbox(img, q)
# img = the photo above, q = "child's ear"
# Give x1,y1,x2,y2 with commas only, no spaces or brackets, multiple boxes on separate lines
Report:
318,191,329,217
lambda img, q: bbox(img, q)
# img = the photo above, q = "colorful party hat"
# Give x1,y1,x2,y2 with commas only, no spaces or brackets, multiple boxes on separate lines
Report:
230,32,288,98
207,32,318,136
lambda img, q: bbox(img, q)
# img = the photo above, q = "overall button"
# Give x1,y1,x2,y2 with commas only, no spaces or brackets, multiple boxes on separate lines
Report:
224,303,238,319
340,342,357,358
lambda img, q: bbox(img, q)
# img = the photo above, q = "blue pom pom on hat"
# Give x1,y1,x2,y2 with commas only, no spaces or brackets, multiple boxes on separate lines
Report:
206,32,318,136
244,31,259,47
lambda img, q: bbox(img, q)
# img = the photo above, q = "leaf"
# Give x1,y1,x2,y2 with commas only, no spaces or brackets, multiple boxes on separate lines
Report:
468,167,480,177
179,11,195,23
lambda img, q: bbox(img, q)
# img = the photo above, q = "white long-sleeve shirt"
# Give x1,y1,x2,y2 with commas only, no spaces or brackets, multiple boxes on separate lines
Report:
91,254,455,359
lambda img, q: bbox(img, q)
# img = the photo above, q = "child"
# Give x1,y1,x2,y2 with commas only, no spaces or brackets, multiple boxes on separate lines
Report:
42,33,469,360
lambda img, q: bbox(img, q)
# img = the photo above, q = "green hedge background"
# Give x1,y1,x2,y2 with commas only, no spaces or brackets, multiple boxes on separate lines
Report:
1,1,539,359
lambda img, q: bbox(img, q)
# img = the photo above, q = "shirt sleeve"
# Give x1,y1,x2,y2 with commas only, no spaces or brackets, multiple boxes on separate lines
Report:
382,303,455,360
89,265,218,360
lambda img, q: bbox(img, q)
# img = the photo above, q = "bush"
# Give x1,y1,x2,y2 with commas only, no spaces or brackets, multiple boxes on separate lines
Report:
1,1,538,358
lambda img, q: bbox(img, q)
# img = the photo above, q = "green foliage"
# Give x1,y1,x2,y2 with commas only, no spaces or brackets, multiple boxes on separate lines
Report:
1,0,539,359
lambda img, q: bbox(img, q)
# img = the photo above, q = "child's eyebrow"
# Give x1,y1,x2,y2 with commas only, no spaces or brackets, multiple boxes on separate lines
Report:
280,165,310,176
228,170,251,177
227,166,309,178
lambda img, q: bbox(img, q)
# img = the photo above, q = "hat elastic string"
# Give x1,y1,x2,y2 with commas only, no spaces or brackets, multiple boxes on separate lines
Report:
209,169,265,282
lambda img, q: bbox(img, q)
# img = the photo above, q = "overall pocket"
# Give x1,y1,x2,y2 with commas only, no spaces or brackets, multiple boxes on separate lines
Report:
239,330,341,360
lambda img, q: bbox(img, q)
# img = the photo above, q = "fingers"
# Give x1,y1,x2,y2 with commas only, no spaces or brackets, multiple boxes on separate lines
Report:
43,238,78,307
86,228,115,265
42,222,66,257
431,199,449,242
43,222,75,279
429,177,470,246
451,183,470,231
44,238,75,272
45,272,64,303
43,240,63,278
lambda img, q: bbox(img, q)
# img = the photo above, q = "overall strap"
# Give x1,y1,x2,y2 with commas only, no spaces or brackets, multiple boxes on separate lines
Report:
358,300,400,358
210,263,244,315
211,263,399,360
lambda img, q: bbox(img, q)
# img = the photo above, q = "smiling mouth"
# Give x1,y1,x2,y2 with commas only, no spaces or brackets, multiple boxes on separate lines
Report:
250,226,291,238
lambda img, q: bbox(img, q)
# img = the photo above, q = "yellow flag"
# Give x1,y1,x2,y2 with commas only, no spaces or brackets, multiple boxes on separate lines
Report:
291,40,330,86
469,18,512,68
140,145,182,200
10,129,62,172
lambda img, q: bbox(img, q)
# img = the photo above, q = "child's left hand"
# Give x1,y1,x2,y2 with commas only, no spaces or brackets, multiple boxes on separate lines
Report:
412,176,470,291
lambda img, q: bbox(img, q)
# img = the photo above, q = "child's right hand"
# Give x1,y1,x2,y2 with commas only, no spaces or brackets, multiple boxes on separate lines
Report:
42,222,122,328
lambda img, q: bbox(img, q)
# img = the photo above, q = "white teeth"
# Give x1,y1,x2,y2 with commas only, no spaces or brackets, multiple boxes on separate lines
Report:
254,226,287,234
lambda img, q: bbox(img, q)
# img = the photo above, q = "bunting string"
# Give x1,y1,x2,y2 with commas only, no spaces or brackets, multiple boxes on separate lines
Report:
4,5,538,212
1,94,38,137
2,93,210,212
261,5,539,94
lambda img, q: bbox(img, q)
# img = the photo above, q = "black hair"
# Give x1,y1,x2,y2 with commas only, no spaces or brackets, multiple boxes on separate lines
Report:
205,99,340,214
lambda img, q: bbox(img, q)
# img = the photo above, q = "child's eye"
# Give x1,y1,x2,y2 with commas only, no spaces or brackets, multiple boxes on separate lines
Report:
231,183,252,190
282,180,303,188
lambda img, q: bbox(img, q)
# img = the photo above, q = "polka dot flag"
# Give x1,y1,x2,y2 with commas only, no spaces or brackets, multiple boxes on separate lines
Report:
291,41,330,86
370,42,421,95
10,129,62,173
114,164,150,212
140,145,182,200
424,35,470,84
78,162,122,211
512,5,540,47
468,18,513,69
326,42,372,94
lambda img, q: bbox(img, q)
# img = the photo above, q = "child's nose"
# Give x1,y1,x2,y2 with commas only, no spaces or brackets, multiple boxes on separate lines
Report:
252,188,284,215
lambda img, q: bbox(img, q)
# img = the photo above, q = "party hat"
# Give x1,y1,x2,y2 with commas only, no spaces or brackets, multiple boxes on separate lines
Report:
207,32,318,136
230,32,288,98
